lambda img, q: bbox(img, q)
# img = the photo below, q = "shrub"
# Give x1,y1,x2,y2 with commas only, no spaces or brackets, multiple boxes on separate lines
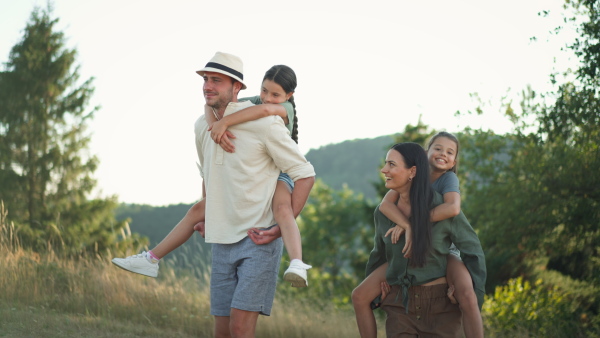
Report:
482,277,581,337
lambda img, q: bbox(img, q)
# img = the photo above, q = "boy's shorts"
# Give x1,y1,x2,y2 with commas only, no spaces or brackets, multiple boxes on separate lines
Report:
448,243,461,258
277,172,294,192
210,235,283,316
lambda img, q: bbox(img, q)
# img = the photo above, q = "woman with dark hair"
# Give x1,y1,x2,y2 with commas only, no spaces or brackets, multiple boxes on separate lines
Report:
112,65,313,287
353,143,486,337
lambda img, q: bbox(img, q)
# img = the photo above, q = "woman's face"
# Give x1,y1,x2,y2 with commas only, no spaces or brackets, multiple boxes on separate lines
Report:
260,79,292,104
381,149,415,191
427,136,457,172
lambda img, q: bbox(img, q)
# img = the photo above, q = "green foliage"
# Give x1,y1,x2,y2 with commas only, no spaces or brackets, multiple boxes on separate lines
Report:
281,180,373,305
451,5,600,337
0,6,143,255
305,134,396,202
483,277,582,337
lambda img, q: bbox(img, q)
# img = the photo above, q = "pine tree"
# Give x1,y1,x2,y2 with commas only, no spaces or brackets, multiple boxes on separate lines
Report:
0,6,146,255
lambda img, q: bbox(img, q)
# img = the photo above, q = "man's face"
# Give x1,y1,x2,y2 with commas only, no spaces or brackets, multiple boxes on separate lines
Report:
202,72,237,110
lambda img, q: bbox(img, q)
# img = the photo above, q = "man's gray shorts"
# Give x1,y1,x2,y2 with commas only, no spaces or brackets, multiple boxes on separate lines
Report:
210,235,283,316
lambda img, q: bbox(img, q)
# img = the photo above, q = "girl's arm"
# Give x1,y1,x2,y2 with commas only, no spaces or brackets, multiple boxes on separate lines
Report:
430,191,461,222
207,103,288,152
204,105,238,152
380,190,412,256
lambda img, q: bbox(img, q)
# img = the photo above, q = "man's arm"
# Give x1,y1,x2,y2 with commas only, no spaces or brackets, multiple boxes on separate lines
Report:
290,176,315,217
248,177,315,245
249,119,315,245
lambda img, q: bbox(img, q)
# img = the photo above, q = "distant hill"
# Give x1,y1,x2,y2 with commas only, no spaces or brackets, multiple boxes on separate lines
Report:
305,134,397,202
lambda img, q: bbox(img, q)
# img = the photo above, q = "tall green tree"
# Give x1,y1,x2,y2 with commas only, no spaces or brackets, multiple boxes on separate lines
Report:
455,2,600,329
0,6,145,255
296,180,373,302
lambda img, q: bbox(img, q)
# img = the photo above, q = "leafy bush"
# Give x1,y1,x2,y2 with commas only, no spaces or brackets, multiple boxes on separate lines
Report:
482,277,581,337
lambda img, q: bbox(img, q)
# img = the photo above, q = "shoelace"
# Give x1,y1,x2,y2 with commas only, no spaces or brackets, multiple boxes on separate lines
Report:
128,251,148,260
291,261,312,269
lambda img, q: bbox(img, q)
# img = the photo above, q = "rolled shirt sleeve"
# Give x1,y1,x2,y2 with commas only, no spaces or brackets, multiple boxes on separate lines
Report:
265,117,315,181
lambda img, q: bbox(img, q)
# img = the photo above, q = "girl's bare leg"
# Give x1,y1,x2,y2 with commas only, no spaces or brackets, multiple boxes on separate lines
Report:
352,263,388,338
446,254,483,338
273,181,303,261
150,199,206,258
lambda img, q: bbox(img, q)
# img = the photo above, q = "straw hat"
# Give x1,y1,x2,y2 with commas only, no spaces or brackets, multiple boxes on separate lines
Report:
196,52,246,90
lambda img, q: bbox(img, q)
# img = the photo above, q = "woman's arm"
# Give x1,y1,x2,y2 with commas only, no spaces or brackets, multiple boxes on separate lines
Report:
430,191,461,222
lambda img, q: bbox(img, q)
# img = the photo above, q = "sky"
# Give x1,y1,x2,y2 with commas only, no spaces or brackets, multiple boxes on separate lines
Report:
1,0,577,206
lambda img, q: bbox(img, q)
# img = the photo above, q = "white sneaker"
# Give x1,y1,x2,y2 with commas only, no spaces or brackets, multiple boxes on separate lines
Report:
283,260,312,287
112,251,159,277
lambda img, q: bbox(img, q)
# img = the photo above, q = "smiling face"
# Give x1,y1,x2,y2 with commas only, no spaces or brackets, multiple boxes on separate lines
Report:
202,71,241,110
260,79,292,104
427,136,457,173
381,149,416,193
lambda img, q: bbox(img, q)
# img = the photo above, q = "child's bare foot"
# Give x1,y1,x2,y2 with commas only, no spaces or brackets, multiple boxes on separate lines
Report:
447,284,457,304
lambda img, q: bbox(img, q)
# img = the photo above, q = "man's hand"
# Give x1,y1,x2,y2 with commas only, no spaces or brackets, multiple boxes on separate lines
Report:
208,123,236,153
193,221,206,238
247,225,282,245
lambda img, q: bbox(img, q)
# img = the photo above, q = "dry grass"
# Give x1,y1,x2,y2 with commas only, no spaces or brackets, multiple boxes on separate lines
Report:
0,206,382,337
0,248,378,337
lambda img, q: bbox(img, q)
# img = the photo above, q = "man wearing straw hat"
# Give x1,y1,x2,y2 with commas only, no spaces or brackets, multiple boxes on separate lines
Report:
194,52,315,337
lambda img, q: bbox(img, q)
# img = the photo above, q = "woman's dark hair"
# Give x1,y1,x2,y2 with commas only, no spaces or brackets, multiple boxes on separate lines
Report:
390,142,434,268
426,131,460,174
263,65,298,143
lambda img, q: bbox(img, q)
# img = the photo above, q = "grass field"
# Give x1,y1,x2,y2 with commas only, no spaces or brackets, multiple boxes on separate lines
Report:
0,243,386,337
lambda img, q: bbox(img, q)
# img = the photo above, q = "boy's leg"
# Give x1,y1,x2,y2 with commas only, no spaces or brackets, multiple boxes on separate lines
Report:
272,180,302,261
446,254,483,338
151,199,206,258
111,200,206,277
351,263,388,338
272,177,312,287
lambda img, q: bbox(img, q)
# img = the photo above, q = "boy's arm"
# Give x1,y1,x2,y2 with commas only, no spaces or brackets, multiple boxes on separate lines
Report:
379,190,411,230
204,105,217,125
430,191,461,222
380,190,413,256
209,103,288,153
